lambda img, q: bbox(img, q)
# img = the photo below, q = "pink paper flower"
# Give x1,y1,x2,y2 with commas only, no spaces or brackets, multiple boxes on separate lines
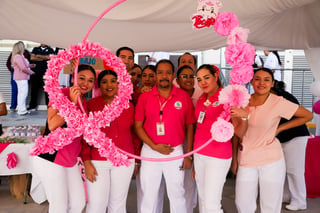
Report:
229,65,254,85
219,85,250,108
225,42,256,67
214,11,239,36
7,152,17,169
227,27,249,45
210,118,234,142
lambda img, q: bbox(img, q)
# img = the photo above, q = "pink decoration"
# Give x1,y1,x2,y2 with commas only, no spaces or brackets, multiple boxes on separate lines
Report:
29,41,133,167
313,100,320,114
225,42,256,67
191,0,222,29
210,118,234,142
219,85,250,108
7,152,17,169
229,65,254,85
227,27,249,45
214,11,239,36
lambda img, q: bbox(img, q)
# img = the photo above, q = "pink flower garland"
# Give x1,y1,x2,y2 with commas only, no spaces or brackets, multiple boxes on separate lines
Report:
7,152,17,169
30,40,133,166
209,8,253,143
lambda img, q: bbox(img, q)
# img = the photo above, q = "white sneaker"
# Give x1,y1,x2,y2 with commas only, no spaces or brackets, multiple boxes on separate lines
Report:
285,204,307,211
17,110,29,115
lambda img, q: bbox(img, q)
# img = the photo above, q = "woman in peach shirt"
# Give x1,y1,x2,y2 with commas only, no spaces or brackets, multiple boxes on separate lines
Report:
234,68,313,213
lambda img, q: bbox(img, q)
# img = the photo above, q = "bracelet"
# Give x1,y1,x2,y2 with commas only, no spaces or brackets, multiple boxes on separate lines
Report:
135,163,140,166
187,156,193,160
241,114,250,121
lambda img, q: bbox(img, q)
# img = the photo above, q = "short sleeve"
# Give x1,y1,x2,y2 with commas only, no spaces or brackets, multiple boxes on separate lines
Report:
134,93,146,122
277,96,299,120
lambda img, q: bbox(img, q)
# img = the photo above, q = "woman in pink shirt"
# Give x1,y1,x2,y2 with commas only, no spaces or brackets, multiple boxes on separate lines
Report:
81,70,136,213
234,68,313,213
11,41,35,115
33,64,96,213
194,64,247,213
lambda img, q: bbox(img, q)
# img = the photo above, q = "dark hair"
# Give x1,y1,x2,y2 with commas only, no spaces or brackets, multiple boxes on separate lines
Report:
271,50,282,66
78,64,96,78
116,46,135,57
271,80,286,94
196,64,222,88
178,52,197,66
131,63,142,71
176,65,194,78
254,67,274,81
142,65,156,74
155,59,175,74
98,70,117,88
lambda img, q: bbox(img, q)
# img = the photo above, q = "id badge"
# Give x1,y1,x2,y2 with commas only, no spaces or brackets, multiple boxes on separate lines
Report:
156,122,165,136
198,111,206,123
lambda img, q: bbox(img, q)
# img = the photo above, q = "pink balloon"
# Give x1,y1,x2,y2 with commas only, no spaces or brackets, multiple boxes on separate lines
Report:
313,100,320,114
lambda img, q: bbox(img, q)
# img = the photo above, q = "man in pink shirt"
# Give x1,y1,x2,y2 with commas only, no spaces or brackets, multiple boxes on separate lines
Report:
135,59,195,213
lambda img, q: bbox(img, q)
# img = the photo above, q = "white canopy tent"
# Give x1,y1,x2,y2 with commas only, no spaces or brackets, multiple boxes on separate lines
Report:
1,0,320,52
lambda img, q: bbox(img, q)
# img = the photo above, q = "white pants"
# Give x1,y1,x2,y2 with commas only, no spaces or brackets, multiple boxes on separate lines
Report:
235,158,286,213
85,159,134,213
282,136,308,208
32,156,85,213
194,153,231,213
140,144,186,213
16,80,28,113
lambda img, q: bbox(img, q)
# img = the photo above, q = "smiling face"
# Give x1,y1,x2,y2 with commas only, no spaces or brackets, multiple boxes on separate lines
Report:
251,69,274,96
141,68,156,87
196,68,219,97
77,70,95,95
99,74,118,102
129,66,141,86
177,67,195,92
178,54,196,71
156,62,174,90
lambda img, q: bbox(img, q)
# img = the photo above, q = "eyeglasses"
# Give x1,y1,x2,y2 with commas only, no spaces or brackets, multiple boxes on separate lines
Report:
179,74,195,80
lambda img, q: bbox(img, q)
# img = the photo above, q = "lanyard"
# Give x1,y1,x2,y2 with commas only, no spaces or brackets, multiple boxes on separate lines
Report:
158,95,172,122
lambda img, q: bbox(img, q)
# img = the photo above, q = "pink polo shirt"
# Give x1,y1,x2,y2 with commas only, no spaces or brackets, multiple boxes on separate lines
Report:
239,93,298,167
135,85,196,147
194,88,232,159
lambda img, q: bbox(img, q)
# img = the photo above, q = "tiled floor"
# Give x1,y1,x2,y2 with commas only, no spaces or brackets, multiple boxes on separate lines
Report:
1,111,320,212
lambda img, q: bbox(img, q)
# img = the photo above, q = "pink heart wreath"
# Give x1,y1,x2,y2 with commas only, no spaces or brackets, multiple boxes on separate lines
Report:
30,40,133,166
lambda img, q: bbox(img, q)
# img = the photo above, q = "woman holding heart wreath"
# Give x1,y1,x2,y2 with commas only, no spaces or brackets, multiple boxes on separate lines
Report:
32,64,96,213
80,69,137,213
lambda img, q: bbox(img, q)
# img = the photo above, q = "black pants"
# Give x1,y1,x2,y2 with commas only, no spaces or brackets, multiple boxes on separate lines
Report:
29,73,49,108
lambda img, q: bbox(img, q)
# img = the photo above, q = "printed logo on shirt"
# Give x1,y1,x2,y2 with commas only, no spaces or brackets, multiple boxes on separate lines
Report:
174,101,182,110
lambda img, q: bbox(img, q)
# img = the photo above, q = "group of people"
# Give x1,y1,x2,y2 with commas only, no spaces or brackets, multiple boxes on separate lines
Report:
5,43,311,213
6,41,55,115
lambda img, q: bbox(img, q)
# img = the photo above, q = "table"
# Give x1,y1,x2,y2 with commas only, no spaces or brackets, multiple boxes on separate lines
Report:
305,136,320,198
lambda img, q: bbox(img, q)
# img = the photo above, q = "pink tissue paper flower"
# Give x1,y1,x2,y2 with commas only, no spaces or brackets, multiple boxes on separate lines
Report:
7,152,17,169
214,11,239,36
219,85,250,108
210,118,234,142
227,27,249,45
229,65,254,85
225,42,256,67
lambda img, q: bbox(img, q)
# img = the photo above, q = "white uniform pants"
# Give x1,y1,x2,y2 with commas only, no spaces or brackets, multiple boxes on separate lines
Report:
32,156,85,213
194,153,231,213
16,80,28,113
85,159,134,213
235,158,286,213
140,144,186,213
282,136,308,208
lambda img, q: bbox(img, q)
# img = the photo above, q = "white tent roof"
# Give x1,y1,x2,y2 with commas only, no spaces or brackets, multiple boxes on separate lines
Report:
1,0,320,52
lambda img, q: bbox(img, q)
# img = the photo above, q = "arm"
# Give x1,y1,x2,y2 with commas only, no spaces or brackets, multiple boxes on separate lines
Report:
276,106,313,135
6,54,13,72
134,120,173,154
182,123,194,170
30,53,50,61
231,135,240,175
230,107,249,139
0,102,8,116
14,55,34,75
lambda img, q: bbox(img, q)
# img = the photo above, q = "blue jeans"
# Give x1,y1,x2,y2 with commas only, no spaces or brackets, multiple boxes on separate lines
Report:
10,72,18,110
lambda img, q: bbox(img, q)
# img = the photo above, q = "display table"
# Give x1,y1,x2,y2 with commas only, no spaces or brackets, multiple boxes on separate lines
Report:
305,136,320,198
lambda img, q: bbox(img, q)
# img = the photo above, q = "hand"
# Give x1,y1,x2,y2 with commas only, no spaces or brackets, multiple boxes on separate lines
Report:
29,64,36,68
231,158,238,175
132,163,140,178
153,143,174,155
70,58,79,68
182,157,193,170
230,107,249,119
84,161,98,183
69,86,81,104
192,167,196,181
